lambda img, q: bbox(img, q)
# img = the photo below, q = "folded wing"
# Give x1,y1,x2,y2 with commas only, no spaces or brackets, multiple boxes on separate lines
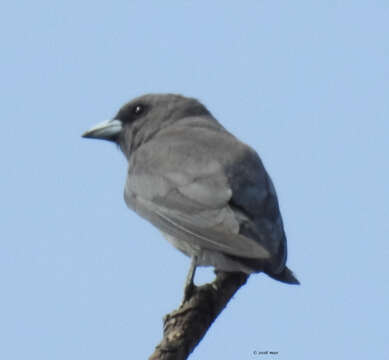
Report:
124,126,276,260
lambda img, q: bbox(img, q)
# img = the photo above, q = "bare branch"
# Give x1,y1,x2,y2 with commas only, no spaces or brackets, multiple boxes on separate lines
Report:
149,271,249,360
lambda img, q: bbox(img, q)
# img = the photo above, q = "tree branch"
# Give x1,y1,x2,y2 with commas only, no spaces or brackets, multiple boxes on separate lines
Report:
149,271,249,360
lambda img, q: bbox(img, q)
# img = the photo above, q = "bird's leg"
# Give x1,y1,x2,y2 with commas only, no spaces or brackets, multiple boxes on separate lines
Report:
182,256,198,303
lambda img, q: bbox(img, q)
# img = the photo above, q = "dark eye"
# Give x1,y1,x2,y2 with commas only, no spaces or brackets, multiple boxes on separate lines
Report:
133,104,144,116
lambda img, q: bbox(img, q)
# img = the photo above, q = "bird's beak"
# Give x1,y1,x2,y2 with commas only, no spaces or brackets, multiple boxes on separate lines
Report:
82,119,122,141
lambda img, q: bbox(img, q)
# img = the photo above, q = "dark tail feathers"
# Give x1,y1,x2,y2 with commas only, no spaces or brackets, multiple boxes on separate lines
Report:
266,266,300,285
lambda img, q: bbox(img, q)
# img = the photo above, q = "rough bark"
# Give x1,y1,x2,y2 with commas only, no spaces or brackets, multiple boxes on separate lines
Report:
149,271,249,360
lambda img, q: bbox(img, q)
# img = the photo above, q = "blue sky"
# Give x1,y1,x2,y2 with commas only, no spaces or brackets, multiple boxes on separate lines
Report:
1,1,388,359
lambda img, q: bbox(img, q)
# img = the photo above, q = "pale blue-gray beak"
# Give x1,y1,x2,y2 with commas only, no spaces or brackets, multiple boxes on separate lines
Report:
82,119,122,140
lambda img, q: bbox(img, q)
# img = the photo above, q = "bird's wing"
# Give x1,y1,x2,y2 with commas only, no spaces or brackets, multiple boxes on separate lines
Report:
226,148,288,271
124,126,270,259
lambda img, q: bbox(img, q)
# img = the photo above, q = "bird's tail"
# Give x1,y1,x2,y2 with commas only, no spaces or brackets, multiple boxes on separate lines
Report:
266,266,300,285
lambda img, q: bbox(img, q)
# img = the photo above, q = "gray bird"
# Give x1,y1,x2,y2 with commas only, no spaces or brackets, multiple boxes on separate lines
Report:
82,94,299,295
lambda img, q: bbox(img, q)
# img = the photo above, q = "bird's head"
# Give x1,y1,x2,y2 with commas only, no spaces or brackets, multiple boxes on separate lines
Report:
82,93,211,157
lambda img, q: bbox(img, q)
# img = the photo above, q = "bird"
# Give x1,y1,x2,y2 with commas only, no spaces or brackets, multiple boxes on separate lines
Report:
82,93,299,298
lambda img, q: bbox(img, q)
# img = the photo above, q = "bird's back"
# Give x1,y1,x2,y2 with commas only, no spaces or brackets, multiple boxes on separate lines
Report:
126,118,289,274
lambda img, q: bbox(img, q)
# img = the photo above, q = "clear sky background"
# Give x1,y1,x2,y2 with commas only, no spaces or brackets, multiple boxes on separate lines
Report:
1,1,388,359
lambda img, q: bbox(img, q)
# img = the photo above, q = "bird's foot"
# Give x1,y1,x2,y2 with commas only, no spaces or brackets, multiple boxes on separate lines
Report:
182,282,197,304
